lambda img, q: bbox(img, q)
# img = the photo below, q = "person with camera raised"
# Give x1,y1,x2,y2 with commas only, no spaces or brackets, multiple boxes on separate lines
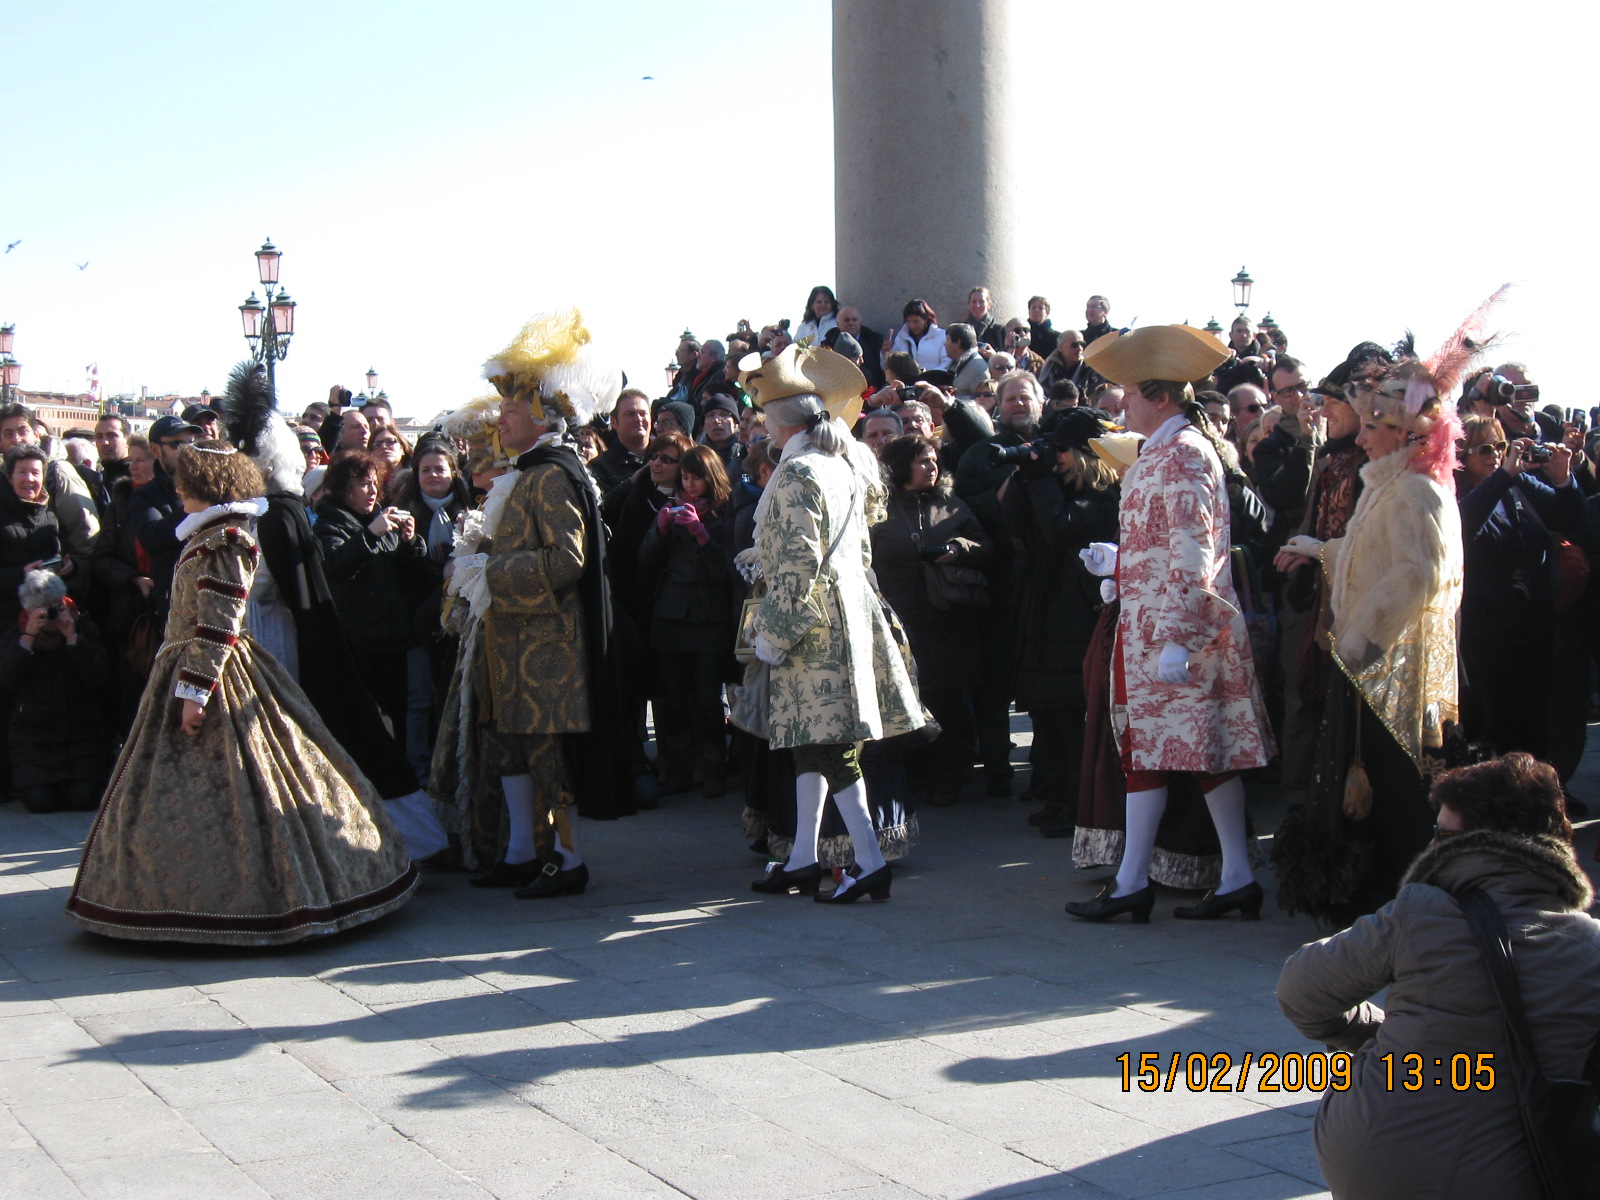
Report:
998,407,1120,837
314,450,428,738
0,570,109,813
1454,415,1581,762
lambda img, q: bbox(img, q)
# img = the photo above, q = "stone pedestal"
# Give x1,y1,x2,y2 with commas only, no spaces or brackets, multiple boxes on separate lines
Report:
833,0,1015,338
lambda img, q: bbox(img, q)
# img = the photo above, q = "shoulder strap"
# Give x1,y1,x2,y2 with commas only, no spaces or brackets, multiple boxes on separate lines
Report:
819,480,858,574
1456,887,1549,1099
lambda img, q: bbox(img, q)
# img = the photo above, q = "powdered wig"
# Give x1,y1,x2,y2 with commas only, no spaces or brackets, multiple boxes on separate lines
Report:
173,440,265,505
763,394,849,457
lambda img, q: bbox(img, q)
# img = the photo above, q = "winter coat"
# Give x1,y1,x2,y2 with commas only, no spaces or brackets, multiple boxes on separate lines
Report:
0,614,110,789
312,498,427,656
1115,417,1274,772
637,497,739,657
1457,467,1583,639
870,485,992,693
1001,472,1120,711
1320,449,1462,767
891,323,951,372
89,476,150,641
0,481,61,627
1278,829,1600,1200
752,434,923,750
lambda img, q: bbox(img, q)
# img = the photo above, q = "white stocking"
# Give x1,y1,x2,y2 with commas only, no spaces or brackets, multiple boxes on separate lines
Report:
1203,776,1254,894
500,774,539,865
833,778,886,876
1114,786,1168,896
554,820,581,869
784,772,828,871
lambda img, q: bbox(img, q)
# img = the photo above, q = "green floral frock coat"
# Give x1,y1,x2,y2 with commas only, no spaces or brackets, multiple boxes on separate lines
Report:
752,437,924,750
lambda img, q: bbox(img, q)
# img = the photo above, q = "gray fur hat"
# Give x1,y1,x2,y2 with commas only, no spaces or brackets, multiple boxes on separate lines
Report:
18,569,66,611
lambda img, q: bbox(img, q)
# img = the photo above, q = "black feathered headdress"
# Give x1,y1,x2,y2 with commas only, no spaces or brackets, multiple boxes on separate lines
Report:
218,359,305,496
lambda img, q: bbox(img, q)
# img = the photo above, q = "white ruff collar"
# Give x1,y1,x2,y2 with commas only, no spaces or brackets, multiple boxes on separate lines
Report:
175,497,269,541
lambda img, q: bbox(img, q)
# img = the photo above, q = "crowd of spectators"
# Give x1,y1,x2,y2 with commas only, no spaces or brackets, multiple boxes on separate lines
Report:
2,286,1594,893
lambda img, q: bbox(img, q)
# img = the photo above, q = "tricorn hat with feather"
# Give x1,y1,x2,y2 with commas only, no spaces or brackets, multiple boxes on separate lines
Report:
481,309,622,429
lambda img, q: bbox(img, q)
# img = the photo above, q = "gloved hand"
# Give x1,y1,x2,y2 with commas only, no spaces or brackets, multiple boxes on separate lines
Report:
656,504,675,534
1156,641,1191,685
1099,578,1119,605
753,634,787,666
1336,630,1380,671
1016,444,1054,482
673,505,709,545
1282,534,1324,559
734,547,764,585
1080,542,1119,578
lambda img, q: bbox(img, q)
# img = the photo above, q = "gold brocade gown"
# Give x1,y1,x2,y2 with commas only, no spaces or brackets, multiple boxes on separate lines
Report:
67,510,417,945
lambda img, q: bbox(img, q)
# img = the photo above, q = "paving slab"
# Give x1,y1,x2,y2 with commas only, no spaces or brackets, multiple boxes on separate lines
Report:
3,717,1594,1200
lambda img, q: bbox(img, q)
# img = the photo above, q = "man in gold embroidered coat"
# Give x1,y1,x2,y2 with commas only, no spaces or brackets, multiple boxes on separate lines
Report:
458,309,629,898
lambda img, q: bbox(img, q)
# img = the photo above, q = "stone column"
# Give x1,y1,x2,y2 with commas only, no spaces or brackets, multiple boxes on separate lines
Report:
833,0,1015,339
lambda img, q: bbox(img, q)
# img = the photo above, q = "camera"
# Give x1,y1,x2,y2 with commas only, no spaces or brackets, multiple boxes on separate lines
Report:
1480,375,1516,404
1524,443,1555,465
43,605,60,621
919,542,955,562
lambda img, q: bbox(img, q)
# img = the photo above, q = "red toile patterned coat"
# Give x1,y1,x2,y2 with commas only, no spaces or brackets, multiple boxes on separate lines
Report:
1114,417,1275,773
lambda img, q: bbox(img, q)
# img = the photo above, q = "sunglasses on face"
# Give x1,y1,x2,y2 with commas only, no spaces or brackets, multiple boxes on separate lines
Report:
372,439,400,449
1273,385,1307,400
1460,441,1507,456
651,454,681,465
1236,403,1263,417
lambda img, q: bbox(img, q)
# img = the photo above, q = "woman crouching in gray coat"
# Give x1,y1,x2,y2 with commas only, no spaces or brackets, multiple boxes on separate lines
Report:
1277,753,1600,1200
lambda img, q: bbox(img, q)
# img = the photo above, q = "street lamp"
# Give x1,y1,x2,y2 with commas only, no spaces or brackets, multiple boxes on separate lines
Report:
0,325,18,404
1203,317,1223,336
1259,312,1278,331
1231,267,1254,312
238,238,296,399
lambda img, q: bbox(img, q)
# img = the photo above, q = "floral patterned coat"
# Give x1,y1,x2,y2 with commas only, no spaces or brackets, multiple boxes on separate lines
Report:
1114,419,1274,773
752,436,924,750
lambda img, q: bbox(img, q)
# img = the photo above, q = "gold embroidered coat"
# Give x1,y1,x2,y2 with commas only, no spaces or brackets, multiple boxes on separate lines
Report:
480,460,591,734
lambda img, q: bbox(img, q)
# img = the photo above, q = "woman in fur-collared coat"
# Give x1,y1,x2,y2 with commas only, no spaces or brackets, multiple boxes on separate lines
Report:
1274,359,1465,923
1278,754,1600,1200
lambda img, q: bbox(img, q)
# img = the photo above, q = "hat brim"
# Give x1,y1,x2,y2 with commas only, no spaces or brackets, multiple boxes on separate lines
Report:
1083,325,1231,387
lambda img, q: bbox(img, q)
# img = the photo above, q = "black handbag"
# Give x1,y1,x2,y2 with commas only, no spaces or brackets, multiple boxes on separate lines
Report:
1455,886,1600,1200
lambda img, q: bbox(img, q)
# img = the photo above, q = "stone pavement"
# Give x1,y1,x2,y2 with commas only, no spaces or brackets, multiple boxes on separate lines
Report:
4,723,1597,1200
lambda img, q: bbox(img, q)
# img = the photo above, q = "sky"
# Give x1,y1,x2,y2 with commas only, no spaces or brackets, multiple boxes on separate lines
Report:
2,1,1588,422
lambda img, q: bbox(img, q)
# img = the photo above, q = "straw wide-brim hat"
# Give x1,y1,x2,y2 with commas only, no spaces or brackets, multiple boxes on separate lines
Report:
1083,325,1231,387
1089,431,1144,473
738,345,866,429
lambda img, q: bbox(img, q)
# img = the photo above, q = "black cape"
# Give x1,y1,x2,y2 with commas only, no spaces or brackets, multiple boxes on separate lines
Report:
255,492,420,800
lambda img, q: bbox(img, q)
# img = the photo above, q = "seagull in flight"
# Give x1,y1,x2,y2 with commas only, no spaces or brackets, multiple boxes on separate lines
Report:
75,262,89,271
642,75,653,80
4,241,18,253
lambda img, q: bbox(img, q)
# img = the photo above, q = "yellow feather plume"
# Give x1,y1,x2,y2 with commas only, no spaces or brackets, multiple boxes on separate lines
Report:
482,309,591,396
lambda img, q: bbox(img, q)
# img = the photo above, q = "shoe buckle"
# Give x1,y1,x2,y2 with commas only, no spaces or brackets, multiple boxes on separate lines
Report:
540,861,560,877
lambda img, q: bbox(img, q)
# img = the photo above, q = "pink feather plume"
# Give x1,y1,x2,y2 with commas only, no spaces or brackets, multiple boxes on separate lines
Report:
1425,283,1511,399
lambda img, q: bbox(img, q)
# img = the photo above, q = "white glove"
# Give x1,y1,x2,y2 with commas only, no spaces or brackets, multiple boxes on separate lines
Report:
734,547,765,586
1080,542,1118,578
1099,578,1119,604
452,510,487,556
1282,535,1324,559
753,633,787,666
1157,641,1191,685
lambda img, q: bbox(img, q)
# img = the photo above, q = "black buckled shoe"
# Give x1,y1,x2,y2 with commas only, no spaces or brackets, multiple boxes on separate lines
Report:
1173,881,1263,920
814,863,892,904
513,860,589,899
469,860,543,889
751,861,824,895
1064,881,1154,924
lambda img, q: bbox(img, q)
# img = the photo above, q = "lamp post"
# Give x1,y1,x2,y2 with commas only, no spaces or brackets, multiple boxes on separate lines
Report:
1203,317,1223,336
0,325,19,405
1259,312,1278,331
238,238,297,400
1231,267,1254,313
